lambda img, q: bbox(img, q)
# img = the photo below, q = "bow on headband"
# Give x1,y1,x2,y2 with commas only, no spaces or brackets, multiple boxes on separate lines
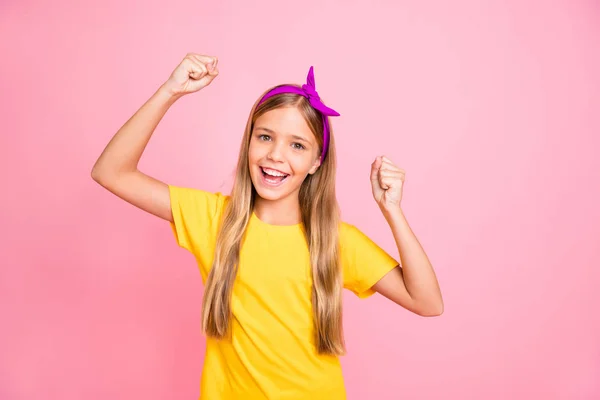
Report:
257,66,340,162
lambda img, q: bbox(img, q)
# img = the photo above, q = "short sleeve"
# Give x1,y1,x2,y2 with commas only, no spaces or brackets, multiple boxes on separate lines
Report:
340,223,399,299
168,185,228,280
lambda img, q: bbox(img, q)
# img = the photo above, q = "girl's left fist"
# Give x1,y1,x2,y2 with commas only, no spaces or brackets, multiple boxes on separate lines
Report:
370,155,405,210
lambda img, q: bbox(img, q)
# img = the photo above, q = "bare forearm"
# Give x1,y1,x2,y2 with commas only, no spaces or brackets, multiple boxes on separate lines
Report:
92,85,180,179
89,53,218,222
383,207,443,313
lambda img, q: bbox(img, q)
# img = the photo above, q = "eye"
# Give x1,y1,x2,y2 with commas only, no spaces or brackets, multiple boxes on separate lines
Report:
258,134,271,141
292,142,306,150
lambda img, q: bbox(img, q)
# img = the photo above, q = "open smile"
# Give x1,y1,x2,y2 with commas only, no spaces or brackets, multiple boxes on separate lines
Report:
260,167,290,187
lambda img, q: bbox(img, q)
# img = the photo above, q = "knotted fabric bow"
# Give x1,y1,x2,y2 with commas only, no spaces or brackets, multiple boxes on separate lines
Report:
257,66,340,162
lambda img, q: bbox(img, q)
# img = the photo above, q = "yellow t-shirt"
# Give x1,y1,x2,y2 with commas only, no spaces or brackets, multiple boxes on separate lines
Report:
169,185,399,400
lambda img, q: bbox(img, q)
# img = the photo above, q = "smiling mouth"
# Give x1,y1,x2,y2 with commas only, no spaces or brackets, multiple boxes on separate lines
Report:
260,167,290,186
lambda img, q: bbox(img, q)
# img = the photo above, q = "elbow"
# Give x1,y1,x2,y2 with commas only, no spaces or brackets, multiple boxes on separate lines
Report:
91,159,136,184
422,306,443,317
90,164,115,187
90,166,100,182
415,300,444,317
90,164,105,185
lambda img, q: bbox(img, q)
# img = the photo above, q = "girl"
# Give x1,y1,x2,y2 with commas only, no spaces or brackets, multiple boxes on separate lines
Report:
92,53,443,399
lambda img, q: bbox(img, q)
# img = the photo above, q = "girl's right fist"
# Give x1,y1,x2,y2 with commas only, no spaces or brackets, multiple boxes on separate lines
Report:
163,53,219,96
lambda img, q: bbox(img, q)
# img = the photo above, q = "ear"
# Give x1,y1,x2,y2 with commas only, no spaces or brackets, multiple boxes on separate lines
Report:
308,156,321,175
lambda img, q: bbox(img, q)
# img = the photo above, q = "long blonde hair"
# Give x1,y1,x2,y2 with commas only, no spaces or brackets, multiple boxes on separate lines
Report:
201,85,345,356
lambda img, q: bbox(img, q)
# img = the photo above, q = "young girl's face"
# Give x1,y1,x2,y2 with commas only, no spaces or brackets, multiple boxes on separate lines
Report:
248,106,321,203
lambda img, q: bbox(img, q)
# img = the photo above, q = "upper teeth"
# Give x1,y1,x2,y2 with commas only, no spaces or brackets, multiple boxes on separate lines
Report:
263,168,286,177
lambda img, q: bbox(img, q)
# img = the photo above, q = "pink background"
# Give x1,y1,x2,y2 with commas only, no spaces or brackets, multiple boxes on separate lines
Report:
1,1,599,399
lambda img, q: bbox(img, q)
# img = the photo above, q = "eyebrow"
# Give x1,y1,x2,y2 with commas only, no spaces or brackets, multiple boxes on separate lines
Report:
254,127,310,144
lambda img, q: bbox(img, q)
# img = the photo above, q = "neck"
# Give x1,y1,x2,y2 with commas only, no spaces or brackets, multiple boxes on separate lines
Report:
253,193,301,226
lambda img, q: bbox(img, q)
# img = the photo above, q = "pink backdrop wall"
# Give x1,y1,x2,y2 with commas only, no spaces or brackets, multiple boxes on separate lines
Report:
1,1,599,399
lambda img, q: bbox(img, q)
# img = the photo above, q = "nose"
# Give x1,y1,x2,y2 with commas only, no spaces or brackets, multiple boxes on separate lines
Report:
267,141,285,162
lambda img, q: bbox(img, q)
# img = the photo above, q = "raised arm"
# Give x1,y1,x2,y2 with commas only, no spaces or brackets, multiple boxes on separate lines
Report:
369,156,444,316
91,53,219,222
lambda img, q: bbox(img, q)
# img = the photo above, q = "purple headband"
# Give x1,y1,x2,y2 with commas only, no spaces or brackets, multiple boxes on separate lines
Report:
256,66,340,162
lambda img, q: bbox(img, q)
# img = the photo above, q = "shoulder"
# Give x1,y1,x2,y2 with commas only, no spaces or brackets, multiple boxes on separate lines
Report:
168,185,229,202
169,185,230,217
338,220,394,261
338,221,366,244
337,220,399,298
168,185,230,237
168,185,230,257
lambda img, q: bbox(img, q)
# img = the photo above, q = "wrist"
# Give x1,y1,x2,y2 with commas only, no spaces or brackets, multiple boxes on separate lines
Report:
157,83,184,103
380,204,404,222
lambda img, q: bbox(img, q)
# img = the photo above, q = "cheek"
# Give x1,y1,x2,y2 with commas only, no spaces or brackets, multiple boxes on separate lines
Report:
289,154,316,176
247,141,264,163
